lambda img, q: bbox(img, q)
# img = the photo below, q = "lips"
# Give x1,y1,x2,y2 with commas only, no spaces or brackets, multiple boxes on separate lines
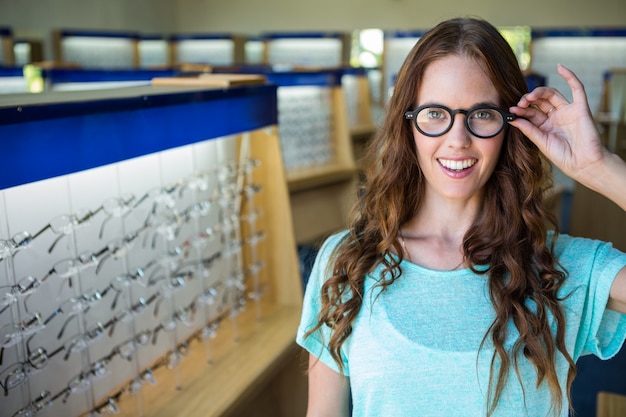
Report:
437,158,477,172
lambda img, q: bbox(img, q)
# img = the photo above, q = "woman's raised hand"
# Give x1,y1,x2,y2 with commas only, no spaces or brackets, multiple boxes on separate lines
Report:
509,64,607,182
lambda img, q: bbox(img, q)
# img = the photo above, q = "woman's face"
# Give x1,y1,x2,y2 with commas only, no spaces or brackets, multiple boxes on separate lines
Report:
411,54,505,205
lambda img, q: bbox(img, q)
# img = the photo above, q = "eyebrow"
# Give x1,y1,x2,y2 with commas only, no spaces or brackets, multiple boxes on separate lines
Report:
418,101,501,109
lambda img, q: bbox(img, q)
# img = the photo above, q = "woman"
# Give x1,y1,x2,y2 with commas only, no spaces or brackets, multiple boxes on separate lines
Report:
296,17,626,417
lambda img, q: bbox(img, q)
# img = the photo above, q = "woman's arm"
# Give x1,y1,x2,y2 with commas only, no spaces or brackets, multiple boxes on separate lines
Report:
306,354,351,417
509,65,626,313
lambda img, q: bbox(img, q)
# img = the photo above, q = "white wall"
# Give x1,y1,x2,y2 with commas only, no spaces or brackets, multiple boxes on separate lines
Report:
0,0,175,59
1,0,625,44
173,0,626,33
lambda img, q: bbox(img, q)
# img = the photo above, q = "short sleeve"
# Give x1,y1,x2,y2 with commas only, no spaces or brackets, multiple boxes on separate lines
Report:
296,232,350,375
561,236,626,360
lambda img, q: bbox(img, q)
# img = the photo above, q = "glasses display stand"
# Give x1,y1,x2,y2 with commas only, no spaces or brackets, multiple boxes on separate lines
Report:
138,36,171,69
381,31,425,104
0,79,303,417
13,38,44,67
260,32,350,68
0,67,28,94
170,34,246,67
276,69,359,246
1,27,14,66
38,67,177,92
340,67,378,168
52,29,140,69
213,67,359,245
341,67,377,138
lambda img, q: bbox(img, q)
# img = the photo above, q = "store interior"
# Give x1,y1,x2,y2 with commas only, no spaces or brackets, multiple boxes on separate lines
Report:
0,1,625,416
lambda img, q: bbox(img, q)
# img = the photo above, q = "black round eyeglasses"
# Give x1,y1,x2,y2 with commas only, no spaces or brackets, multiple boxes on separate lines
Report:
404,104,516,139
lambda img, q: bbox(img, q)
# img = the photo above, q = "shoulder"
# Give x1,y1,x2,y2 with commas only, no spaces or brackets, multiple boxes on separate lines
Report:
315,230,350,264
306,230,350,286
549,231,626,283
550,231,620,262
320,230,350,252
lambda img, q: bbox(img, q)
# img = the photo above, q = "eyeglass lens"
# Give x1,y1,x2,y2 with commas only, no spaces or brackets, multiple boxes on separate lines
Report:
412,106,508,138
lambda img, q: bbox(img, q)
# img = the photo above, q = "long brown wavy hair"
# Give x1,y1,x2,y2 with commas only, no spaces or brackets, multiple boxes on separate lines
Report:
306,17,575,416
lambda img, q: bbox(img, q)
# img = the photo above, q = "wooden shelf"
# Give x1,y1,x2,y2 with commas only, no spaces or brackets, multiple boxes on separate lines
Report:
350,123,377,139
571,183,626,252
281,79,359,245
287,163,357,192
1,28,14,66
101,124,304,417
114,302,302,417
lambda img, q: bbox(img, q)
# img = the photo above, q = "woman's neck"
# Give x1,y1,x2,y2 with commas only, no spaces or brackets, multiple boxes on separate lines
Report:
399,196,478,271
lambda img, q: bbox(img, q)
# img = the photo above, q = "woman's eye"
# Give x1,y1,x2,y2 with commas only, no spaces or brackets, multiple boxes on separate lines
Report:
427,110,446,119
472,110,494,120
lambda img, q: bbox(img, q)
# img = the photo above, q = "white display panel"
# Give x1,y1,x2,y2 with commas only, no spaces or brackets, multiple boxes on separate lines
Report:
61,36,136,69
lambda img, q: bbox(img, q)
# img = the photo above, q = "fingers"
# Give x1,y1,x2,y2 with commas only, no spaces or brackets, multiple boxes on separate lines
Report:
516,65,586,111
511,65,581,124
556,64,587,105
510,97,554,125
517,86,569,112
510,65,594,127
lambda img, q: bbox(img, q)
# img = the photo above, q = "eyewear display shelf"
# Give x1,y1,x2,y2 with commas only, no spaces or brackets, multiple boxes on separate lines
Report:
138,35,172,69
340,67,378,169
212,66,359,245
0,66,28,94
39,68,180,92
170,33,246,67
258,32,350,68
0,81,304,417
381,30,426,104
52,29,140,69
0,27,14,66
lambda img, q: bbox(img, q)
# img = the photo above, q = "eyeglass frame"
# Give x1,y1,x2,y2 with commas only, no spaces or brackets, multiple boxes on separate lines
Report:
61,358,111,403
0,231,35,261
404,104,516,139
0,277,39,317
10,390,52,416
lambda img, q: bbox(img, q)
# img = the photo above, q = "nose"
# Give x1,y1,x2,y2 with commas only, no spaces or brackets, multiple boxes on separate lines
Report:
445,113,471,148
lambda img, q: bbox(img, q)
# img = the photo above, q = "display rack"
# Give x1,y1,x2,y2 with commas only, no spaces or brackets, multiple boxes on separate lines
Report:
211,66,359,244
18,65,360,248
340,67,378,165
52,29,140,69
381,30,424,104
244,36,264,65
0,27,14,66
13,38,44,67
0,66,28,94
38,67,178,91
170,34,246,67
138,35,172,69
0,81,304,417
340,67,376,133
260,32,350,68
597,68,626,153
243,31,377,161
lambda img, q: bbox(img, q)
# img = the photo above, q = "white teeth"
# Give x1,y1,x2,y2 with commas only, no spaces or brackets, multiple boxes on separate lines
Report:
438,158,477,171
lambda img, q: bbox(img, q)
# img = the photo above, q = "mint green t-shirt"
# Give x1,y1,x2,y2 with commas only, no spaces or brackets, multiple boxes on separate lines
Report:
296,232,626,417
